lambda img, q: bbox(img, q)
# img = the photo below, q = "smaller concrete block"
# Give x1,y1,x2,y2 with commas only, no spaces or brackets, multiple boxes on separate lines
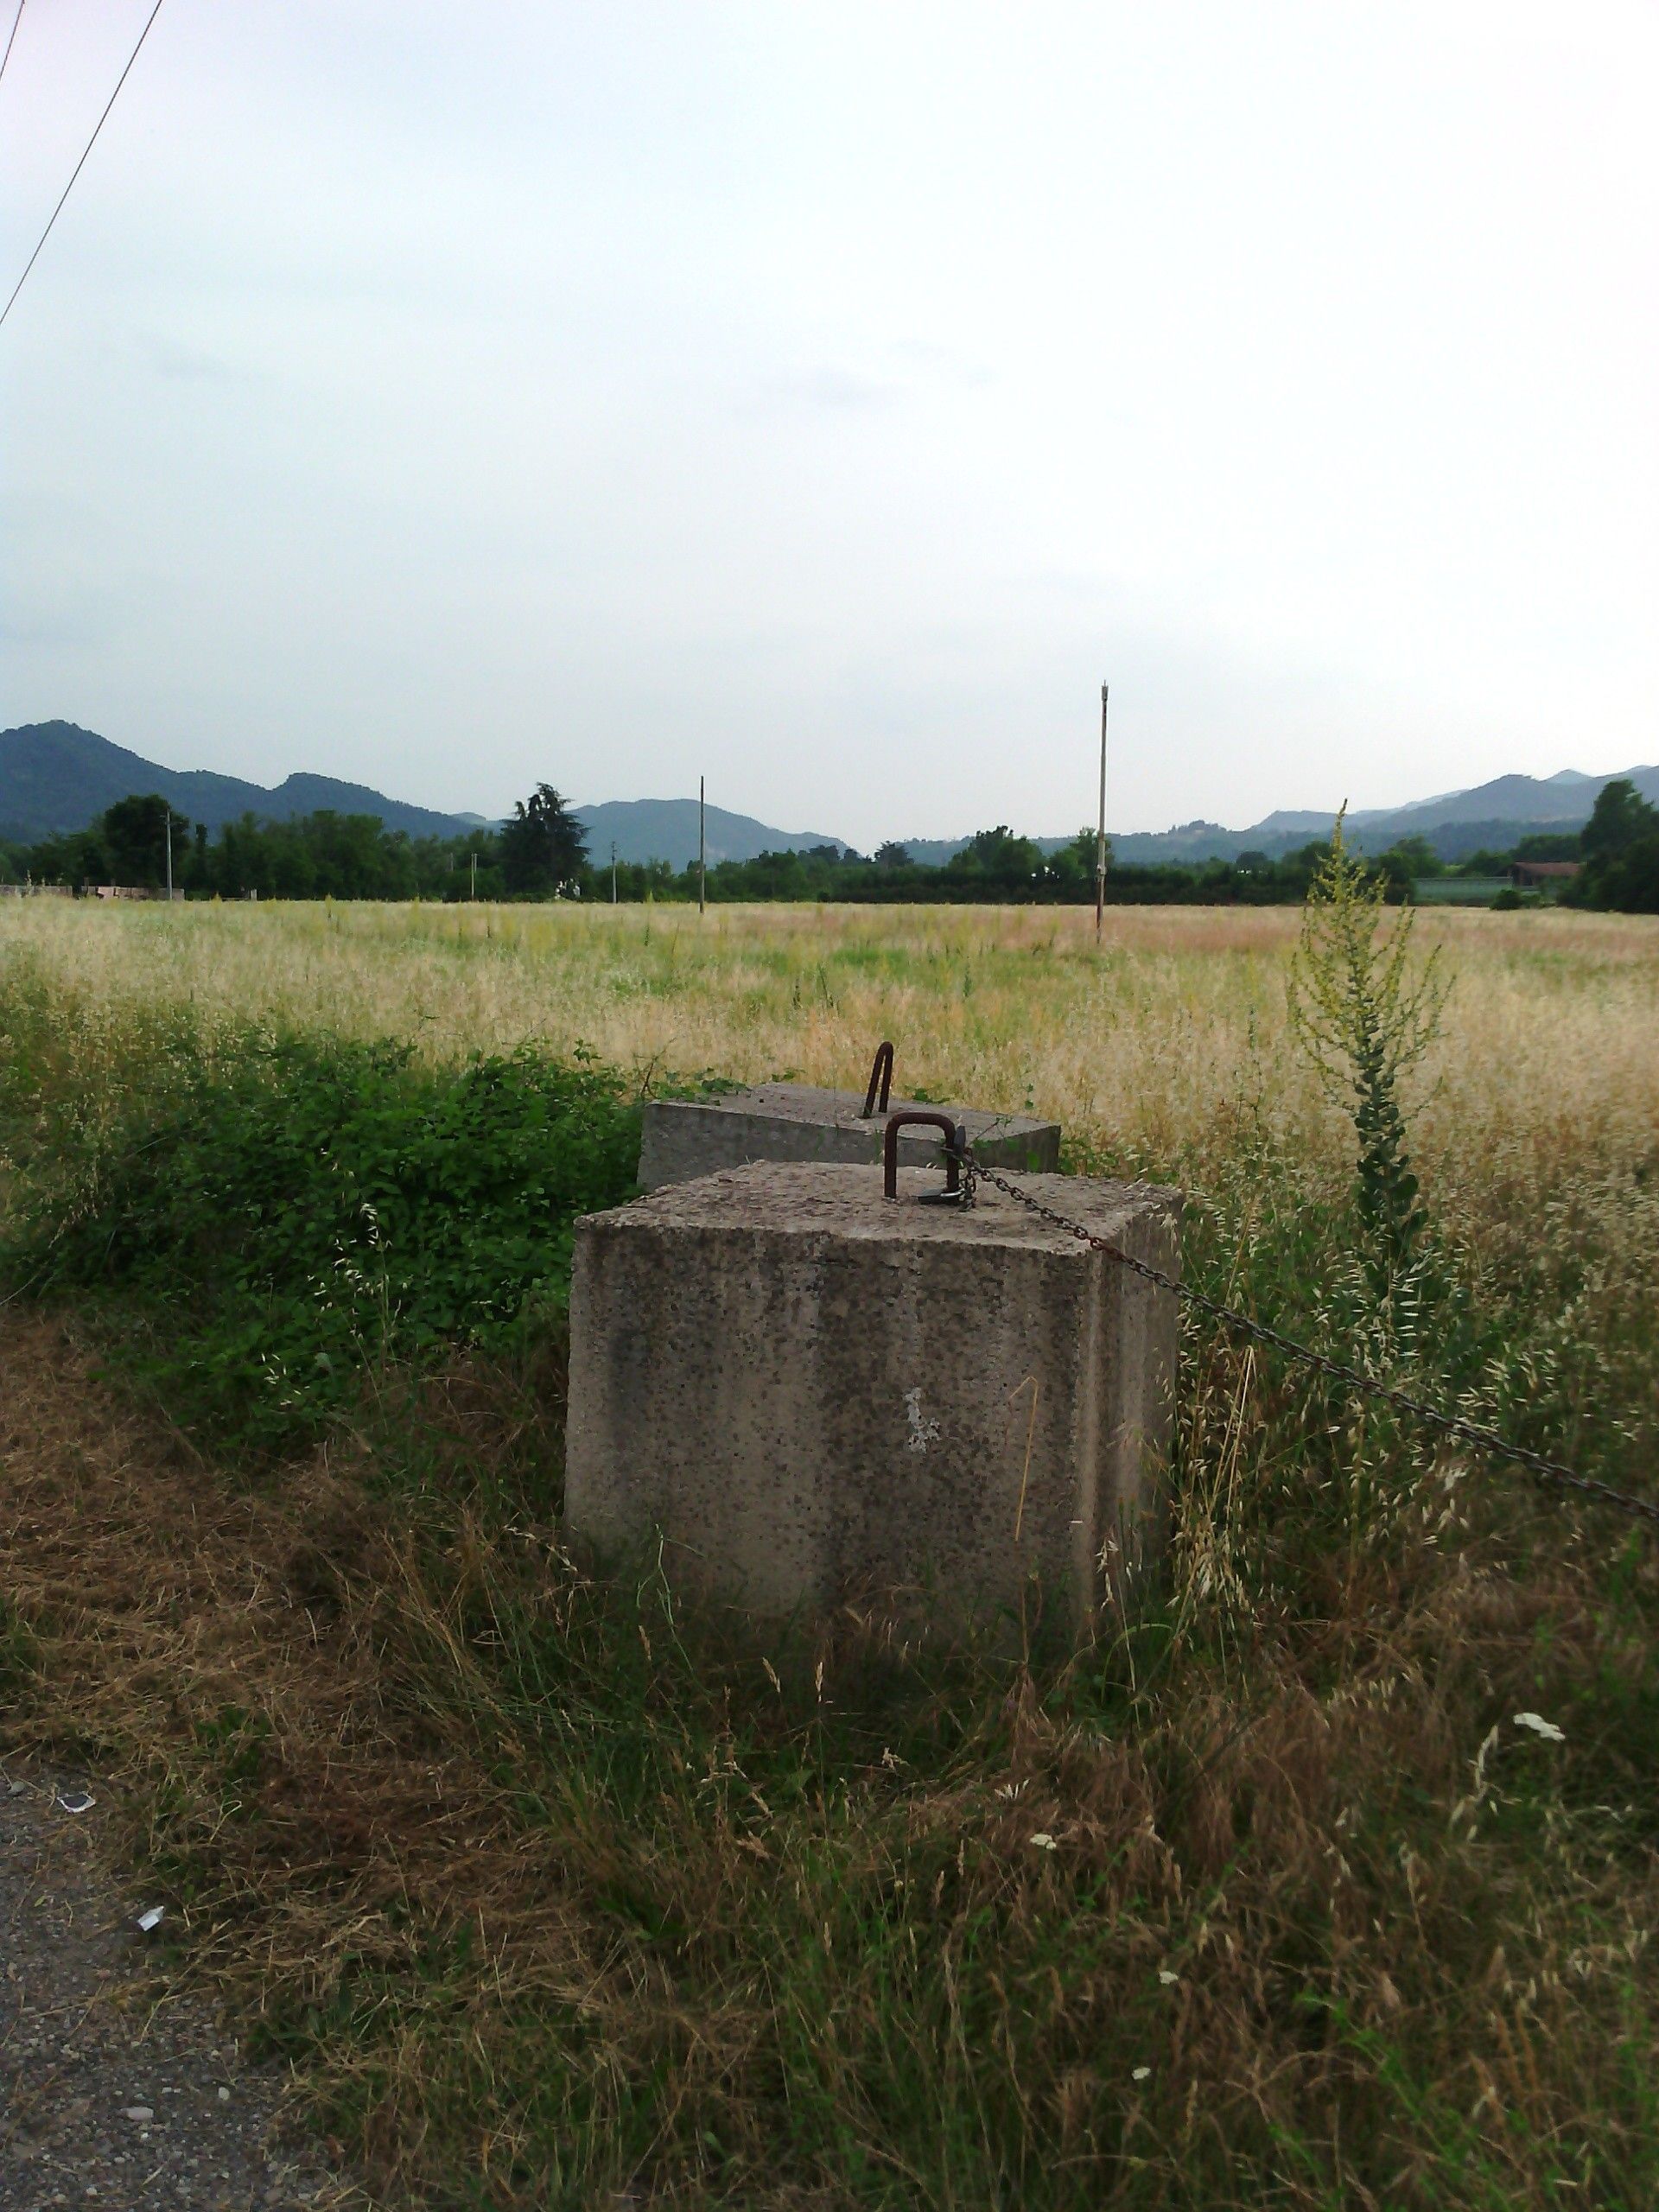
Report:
565,1161,1180,1629
639,1083,1060,1192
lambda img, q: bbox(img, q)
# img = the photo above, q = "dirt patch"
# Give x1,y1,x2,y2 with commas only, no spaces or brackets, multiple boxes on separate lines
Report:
0,1764,348,2209
0,1310,364,2203
0,1308,570,2202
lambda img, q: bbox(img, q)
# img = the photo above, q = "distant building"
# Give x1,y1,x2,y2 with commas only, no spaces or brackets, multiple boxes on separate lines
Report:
1509,861,1581,888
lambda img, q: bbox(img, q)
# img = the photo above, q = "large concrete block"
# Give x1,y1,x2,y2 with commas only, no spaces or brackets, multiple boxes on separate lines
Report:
639,1083,1061,1192
565,1161,1180,1628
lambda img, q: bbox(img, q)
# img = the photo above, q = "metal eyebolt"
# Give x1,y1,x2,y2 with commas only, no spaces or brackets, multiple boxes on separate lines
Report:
882,1110,970,1204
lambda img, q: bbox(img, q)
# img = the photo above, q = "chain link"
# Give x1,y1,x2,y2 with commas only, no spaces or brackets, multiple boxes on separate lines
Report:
951,1140,1659,1531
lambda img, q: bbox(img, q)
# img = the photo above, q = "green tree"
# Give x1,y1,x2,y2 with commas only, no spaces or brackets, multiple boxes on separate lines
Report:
1585,838,1659,912
499,785,588,896
944,825,1042,893
1049,830,1109,889
1287,812,1450,1289
1511,830,1581,862
1580,778,1657,861
1567,779,1659,913
99,793,192,887
1376,834,1442,886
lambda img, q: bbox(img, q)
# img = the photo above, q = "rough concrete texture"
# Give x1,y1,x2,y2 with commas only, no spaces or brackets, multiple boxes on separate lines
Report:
638,1084,1061,1192
566,1161,1180,1629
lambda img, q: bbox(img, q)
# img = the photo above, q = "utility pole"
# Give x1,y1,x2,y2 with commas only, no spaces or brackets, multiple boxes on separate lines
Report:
611,840,618,905
164,810,173,902
698,776,706,916
1094,683,1109,944
470,850,478,901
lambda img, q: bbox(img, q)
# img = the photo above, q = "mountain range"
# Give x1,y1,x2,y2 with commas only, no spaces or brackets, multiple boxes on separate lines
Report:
1058,763,1659,868
3,720,1656,870
0,723,847,867
0,721,477,842
575,798,844,871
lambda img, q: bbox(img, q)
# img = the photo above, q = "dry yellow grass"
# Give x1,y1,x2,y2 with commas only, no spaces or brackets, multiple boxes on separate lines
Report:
3,898,1656,1204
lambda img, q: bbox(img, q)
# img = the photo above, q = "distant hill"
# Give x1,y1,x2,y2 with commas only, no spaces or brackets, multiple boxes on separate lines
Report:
1051,766,1659,867
896,838,975,868
5,716,1655,874
0,722,477,841
1354,768,1659,836
575,798,846,871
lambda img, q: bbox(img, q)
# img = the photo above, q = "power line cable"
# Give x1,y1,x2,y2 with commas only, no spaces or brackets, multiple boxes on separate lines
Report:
0,0,166,331
0,2,25,91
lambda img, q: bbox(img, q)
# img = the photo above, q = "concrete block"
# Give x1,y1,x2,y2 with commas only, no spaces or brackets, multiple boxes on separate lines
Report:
565,1161,1180,1629
639,1083,1061,1192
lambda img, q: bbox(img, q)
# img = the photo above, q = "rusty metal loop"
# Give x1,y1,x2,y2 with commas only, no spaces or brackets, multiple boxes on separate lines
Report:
861,1040,895,1119
883,1111,964,1202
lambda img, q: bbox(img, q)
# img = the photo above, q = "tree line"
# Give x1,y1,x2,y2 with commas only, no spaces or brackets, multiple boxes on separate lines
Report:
0,797,1395,906
0,784,594,903
1434,779,1658,913
1555,779,1659,912
4,778,1655,912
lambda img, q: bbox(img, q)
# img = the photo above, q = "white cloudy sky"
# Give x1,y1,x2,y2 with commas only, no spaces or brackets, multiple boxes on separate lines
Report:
3,2,1655,844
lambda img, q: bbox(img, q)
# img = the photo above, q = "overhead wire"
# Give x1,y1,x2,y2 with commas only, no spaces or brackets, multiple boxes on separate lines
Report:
0,2,25,91
0,0,167,331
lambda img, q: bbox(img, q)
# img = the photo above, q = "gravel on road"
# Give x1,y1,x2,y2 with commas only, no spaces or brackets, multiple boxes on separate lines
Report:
0,1764,354,2212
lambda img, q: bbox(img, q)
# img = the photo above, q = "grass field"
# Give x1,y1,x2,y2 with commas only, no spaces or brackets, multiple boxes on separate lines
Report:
4,893,1657,1179
3,896,1658,2209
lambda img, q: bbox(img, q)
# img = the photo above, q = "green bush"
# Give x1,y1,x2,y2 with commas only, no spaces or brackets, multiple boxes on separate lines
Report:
3,1031,640,1447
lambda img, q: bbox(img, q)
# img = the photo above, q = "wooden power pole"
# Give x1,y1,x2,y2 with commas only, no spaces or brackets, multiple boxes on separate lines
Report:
698,776,706,916
1094,683,1109,943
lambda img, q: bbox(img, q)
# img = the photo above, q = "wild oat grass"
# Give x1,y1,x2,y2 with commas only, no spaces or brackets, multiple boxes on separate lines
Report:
3,895,1656,1190
3,898,1658,2209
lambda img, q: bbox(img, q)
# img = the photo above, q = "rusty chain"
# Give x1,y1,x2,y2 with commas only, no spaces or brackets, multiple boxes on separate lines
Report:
947,1136,1659,1531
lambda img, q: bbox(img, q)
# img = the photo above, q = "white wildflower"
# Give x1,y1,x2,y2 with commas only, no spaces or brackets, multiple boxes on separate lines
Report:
1514,1712,1566,1743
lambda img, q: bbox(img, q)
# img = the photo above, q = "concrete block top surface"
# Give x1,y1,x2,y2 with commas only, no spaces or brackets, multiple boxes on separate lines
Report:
637,1082,1062,1191
585,1159,1178,1249
677,1082,1054,1147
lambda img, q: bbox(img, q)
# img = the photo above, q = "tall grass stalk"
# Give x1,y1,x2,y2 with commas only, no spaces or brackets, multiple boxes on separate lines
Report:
1287,811,1449,1291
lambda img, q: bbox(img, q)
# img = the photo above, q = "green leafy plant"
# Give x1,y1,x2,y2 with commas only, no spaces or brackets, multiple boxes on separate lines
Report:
1287,810,1450,1291
4,1031,640,1448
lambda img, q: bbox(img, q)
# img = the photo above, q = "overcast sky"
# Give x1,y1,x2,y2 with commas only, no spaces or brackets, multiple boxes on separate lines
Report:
3,2,1656,844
